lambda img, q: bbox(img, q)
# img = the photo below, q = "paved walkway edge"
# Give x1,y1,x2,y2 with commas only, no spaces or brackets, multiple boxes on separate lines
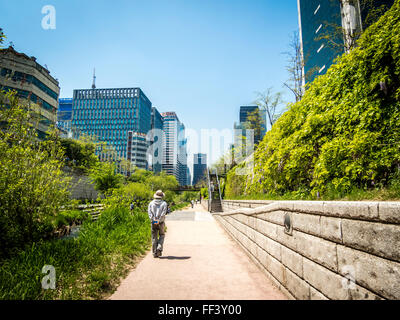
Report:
213,213,293,300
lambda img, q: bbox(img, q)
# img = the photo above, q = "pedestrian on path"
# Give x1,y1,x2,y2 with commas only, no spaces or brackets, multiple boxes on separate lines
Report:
148,190,168,258
191,200,194,208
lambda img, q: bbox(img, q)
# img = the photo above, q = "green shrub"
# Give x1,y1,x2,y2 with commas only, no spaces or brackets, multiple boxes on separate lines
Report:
0,90,70,259
54,210,90,228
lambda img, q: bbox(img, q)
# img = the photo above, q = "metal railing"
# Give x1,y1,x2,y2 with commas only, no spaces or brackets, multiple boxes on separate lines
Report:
207,167,212,212
215,168,223,203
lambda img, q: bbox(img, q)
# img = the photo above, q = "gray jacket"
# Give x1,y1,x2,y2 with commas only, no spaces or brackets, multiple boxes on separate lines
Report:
148,199,168,223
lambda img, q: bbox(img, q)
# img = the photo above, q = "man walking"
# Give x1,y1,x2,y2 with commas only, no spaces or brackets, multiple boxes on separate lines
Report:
148,190,168,258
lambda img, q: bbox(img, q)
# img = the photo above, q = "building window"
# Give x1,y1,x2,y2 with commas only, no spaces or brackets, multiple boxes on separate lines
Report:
314,4,321,15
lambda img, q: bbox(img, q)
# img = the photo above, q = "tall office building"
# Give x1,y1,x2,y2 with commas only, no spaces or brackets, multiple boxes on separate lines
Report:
71,87,152,169
149,107,164,173
161,112,188,186
127,131,148,170
186,166,192,186
234,106,267,147
192,153,207,186
57,98,73,133
298,0,394,85
0,46,60,139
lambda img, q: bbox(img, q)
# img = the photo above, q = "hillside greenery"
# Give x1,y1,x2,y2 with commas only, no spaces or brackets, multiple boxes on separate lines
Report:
225,1,400,200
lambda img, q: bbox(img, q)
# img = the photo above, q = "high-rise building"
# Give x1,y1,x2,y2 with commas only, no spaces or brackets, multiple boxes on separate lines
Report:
0,46,60,139
127,131,148,170
161,111,187,185
186,166,192,186
298,0,394,85
192,153,207,186
150,107,164,173
57,98,73,133
234,106,267,147
71,87,152,169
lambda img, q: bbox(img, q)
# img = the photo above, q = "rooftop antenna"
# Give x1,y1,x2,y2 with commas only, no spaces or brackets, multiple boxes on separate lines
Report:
91,68,96,89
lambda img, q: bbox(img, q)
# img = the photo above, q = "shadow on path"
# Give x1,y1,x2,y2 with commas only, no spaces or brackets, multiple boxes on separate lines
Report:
158,256,191,260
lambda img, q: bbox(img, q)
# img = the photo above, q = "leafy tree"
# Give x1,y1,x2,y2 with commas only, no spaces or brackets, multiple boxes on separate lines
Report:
146,171,179,192
253,88,284,130
0,90,70,258
105,182,153,210
127,168,154,183
89,162,123,196
283,31,320,102
60,137,99,172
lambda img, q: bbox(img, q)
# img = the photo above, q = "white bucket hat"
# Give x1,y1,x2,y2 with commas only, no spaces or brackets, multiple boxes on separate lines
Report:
154,190,165,199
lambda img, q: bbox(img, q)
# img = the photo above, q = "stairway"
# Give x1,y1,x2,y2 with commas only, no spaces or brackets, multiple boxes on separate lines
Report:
207,167,224,213
210,198,223,213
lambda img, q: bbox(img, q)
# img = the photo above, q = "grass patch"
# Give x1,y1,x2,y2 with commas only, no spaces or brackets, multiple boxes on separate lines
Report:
0,207,151,300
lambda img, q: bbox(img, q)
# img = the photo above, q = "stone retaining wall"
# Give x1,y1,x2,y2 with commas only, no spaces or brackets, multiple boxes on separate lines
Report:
214,200,400,300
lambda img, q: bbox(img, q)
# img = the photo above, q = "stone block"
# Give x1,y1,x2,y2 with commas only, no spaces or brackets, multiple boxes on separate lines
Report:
262,236,282,261
295,231,338,272
266,253,286,285
341,219,400,262
247,215,258,229
320,216,342,243
303,257,381,300
323,201,378,220
378,202,400,224
281,245,303,278
292,212,321,236
253,229,265,249
276,226,298,251
255,218,278,240
310,287,328,300
337,245,400,300
262,210,285,226
285,267,310,300
255,245,268,268
292,201,325,214
264,201,294,212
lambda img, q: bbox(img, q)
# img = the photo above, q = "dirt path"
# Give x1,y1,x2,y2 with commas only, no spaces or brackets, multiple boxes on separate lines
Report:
109,204,287,300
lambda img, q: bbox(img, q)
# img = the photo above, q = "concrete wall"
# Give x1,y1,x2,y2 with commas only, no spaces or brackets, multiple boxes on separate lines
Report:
214,200,400,300
63,168,101,201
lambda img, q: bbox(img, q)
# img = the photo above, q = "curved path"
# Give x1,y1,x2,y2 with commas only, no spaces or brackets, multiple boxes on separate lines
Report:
109,204,287,300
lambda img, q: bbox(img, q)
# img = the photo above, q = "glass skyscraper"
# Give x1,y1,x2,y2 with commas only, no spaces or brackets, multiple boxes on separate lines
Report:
235,106,267,146
71,87,152,165
57,98,73,133
298,0,394,85
150,107,164,173
161,112,188,186
192,153,207,186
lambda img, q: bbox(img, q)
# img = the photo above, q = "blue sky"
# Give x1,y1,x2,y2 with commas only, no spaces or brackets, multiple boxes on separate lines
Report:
1,0,299,167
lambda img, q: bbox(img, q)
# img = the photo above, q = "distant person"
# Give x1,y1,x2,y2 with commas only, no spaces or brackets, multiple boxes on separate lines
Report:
166,204,171,215
148,190,168,258
130,202,134,214
191,200,194,208
210,182,215,198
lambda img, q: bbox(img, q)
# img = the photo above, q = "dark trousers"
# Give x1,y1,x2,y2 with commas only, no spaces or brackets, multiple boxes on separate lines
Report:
151,222,165,254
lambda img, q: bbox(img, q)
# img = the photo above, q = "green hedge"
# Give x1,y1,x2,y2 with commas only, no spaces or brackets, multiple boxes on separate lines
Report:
226,1,400,198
